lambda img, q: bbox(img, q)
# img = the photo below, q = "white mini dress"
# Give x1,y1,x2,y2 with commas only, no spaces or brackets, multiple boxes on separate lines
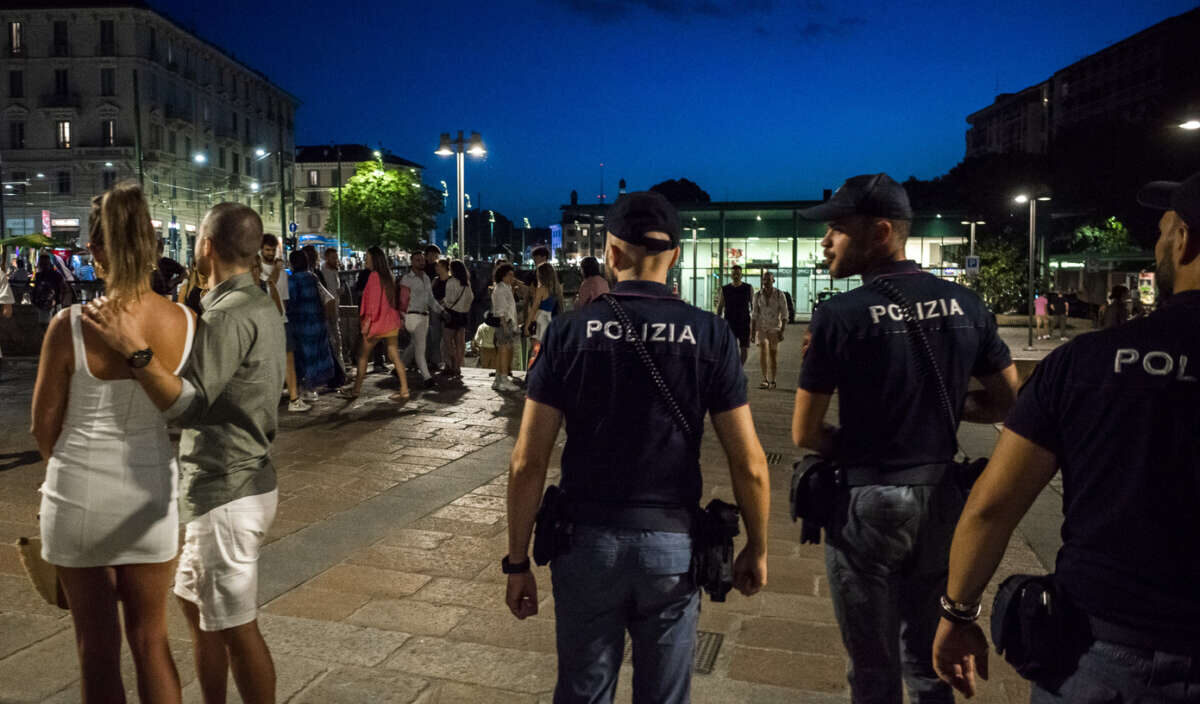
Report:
40,304,194,567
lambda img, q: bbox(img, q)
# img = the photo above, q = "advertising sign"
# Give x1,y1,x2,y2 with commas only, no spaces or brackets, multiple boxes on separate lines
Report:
1138,271,1156,306
42,210,51,237
549,224,562,258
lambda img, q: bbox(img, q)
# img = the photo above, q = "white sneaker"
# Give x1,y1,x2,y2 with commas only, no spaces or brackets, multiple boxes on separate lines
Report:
495,377,520,392
302,390,318,402
288,398,312,412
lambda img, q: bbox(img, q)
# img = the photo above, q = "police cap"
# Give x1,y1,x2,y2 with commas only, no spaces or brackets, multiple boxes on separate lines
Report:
1138,170,1200,232
798,172,913,222
606,191,680,253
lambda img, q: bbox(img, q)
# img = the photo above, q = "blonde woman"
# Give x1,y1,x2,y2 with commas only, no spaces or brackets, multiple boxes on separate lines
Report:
524,262,563,343
32,183,194,703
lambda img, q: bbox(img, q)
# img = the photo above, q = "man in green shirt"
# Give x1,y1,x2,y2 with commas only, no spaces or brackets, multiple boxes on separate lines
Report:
84,202,285,704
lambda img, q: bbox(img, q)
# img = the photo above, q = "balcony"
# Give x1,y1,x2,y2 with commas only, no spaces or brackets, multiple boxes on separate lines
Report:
7,45,24,58
39,93,82,109
95,42,117,57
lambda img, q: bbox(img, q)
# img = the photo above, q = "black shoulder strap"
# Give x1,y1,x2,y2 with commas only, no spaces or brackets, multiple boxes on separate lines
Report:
871,277,964,459
601,293,698,441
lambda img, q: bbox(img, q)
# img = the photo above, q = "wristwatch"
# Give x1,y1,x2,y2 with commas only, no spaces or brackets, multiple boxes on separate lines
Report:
126,348,154,369
501,556,531,574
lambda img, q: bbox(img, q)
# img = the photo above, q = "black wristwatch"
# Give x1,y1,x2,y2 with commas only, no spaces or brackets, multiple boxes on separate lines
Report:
501,556,530,574
126,348,154,369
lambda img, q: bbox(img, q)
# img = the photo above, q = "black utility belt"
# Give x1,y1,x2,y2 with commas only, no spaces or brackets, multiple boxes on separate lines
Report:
841,463,949,487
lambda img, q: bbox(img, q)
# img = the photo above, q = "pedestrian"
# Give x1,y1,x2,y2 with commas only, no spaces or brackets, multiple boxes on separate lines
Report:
353,258,389,374
505,191,771,703
338,246,410,402
932,170,1200,702
259,235,306,412
179,265,209,316
490,263,520,391
717,263,753,365
0,246,13,381
792,173,1020,703
1100,284,1130,329
1034,291,1049,338
524,262,562,344
150,239,187,298
31,253,68,325
1048,288,1070,340
575,255,610,307
399,251,442,389
424,244,444,372
320,247,347,369
751,270,787,389
286,250,335,400
32,183,193,703
440,259,473,378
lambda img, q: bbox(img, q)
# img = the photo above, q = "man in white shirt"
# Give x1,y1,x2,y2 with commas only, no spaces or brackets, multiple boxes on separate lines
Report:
260,235,308,412
400,252,442,389
320,248,345,370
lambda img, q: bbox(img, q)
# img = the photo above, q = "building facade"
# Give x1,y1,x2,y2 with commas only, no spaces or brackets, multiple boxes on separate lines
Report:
1,0,298,263
965,7,1200,159
562,199,968,317
293,144,423,254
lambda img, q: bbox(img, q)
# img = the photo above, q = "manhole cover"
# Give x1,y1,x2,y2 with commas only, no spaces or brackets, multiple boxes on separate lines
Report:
622,630,723,675
766,452,786,465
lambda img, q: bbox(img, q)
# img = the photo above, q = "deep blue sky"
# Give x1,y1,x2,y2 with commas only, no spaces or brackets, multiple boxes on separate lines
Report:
157,0,1198,228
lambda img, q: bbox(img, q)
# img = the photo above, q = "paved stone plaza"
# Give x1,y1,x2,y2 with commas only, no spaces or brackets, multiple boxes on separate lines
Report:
0,329,1063,703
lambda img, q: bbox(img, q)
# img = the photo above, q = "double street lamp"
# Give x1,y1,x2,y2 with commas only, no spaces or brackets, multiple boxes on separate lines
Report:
1015,193,1051,350
960,219,985,257
435,131,485,259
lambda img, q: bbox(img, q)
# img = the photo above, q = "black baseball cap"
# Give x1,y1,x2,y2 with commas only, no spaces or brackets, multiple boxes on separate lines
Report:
1137,170,1200,231
605,191,680,252
798,173,913,221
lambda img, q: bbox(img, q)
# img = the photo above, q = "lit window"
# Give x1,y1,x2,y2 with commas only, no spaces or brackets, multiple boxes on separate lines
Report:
56,120,71,149
102,119,115,147
308,169,319,187
8,22,23,55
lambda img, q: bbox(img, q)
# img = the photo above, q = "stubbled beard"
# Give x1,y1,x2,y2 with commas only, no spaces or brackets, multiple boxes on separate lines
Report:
1156,256,1175,300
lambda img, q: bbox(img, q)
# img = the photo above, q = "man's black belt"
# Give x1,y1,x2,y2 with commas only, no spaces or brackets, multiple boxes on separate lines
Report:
1089,615,1200,657
842,463,948,487
570,501,693,533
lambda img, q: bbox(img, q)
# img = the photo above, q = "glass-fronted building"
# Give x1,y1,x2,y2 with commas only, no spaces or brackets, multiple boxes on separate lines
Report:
561,200,970,317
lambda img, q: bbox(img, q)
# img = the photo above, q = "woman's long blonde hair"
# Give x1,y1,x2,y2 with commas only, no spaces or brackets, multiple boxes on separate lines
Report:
536,262,562,314
88,181,156,305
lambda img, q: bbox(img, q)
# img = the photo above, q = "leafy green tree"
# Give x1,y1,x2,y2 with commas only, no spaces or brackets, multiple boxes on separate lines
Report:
1071,216,1133,254
964,227,1030,313
327,163,441,250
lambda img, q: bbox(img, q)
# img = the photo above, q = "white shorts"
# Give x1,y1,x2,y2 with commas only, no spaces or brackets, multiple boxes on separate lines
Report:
174,490,278,632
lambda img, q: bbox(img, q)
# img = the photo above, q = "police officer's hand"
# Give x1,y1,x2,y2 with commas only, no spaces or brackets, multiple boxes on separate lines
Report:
732,546,767,596
932,617,989,698
506,572,539,620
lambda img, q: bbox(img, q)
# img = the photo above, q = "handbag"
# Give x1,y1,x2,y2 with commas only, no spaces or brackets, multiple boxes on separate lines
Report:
440,285,468,329
601,293,740,602
871,277,987,493
15,537,69,610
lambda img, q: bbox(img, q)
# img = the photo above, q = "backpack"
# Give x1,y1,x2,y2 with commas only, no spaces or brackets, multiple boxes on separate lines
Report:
31,275,59,311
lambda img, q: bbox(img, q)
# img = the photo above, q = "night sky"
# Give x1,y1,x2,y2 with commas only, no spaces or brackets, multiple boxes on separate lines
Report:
155,0,1198,229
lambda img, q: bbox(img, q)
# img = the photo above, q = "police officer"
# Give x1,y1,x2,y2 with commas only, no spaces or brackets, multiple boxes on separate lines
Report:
933,171,1200,701
504,191,771,704
792,173,1019,703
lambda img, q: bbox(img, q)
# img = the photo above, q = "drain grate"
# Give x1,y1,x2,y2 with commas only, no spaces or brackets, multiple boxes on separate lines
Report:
766,452,786,465
622,630,724,675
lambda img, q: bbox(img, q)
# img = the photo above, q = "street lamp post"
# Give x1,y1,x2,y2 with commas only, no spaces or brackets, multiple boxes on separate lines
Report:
1015,194,1051,350
435,131,485,260
960,220,985,257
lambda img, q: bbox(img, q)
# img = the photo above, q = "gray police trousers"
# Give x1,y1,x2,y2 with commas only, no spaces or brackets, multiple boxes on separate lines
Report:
1032,640,1200,703
551,526,698,704
824,479,964,704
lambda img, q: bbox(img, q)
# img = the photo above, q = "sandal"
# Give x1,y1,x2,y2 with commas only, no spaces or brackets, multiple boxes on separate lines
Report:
759,380,770,389
389,391,411,403
769,381,777,390
336,386,359,399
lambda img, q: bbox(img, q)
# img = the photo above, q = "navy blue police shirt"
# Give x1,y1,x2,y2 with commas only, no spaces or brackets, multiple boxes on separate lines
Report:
1004,290,1200,648
526,280,747,510
799,260,1012,467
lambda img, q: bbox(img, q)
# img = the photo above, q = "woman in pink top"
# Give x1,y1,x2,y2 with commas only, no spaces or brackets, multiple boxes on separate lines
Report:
1034,292,1049,339
339,246,410,401
575,256,610,307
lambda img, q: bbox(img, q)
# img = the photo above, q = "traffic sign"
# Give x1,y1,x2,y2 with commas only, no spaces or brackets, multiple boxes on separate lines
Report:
288,222,298,233
965,255,981,276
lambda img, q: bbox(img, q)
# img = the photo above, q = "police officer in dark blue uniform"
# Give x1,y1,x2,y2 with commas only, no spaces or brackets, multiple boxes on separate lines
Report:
792,173,1020,703
504,191,772,704
933,171,1200,702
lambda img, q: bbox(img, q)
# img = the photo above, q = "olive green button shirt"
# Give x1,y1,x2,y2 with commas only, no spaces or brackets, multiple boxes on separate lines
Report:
166,271,286,522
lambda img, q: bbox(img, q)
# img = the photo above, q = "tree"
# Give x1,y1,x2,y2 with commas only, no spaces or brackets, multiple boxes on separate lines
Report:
1071,216,1133,254
327,163,441,250
649,178,711,204
964,226,1030,314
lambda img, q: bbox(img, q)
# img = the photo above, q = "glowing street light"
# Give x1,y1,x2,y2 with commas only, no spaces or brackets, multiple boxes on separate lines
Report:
435,130,487,258
193,153,207,164
254,147,267,157
1180,120,1200,130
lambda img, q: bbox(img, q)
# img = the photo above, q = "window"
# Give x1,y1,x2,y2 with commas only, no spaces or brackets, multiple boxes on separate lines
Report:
9,121,25,149
56,120,71,149
233,152,240,174
243,116,250,143
231,111,238,131
54,69,69,95
9,70,21,98
7,22,22,55
168,130,176,154
148,27,156,56
184,136,191,157
218,147,226,169
102,170,116,190
308,213,319,228
102,119,115,147
245,155,251,174
307,169,319,187
167,37,174,65
100,68,115,96
53,21,68,56
10,171,26,194
150,124,162,150
57,171,71,194
99,20,115,53
331,169,339,187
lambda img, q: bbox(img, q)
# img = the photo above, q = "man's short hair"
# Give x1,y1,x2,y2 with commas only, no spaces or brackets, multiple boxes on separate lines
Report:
324,247,337,257
261,233,278,249
207,203,264,263
890,219,911,244
494,263,514,284
424,244,441,256
531,246,550,259
731,264,741,272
